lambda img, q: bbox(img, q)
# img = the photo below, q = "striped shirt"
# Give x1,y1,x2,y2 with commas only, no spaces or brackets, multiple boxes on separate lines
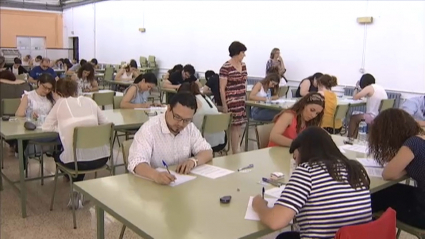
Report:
276,163,372,239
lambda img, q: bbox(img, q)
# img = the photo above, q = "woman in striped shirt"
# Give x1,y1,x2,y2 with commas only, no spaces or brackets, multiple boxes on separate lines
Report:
253,127,372,239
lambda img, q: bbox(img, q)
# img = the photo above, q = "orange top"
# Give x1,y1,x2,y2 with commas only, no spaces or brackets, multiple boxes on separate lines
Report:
268,111,300,147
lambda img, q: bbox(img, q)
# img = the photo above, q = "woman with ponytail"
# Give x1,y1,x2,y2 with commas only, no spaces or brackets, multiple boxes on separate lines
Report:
317,74,341,134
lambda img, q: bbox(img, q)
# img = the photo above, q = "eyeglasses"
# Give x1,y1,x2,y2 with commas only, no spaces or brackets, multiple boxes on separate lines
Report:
171,109,192,124
40,84,52,92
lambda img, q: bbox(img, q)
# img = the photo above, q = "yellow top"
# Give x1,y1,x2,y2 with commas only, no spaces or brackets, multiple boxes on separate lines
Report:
321,91,342,129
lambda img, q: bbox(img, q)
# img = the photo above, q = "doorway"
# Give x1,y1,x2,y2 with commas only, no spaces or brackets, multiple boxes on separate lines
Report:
69,37,79,62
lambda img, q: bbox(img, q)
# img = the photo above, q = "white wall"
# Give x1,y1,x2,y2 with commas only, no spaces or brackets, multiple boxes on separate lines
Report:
63,0,425,93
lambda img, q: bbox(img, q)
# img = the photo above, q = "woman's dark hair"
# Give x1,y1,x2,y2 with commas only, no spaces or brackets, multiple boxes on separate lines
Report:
205,70,216,80
229,41,247,57
368,108,424,166
56,58,64,64
14,58,22,64
183,64,195,75
260,73,280,95
36,55,43,60
134,72,158,85
56,78,78,97
359,73,375,89
168,64,183,74
77,63,95,82
317,74,338,89
273,92,325,133
37,73,56,105
79,59,87,66
289,126,370,190
307,72,323,81
129,59,138,68
63,58,73,69
170,92,197,113
90,58,98,65
178,82,201,95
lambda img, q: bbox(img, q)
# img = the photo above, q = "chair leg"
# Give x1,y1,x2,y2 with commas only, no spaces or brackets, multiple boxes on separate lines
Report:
1,138,4,169
396,228,401,238
119,225,126,239
50,167,59,211
69,177,77,229
240,126,247,146
40,149,44,186
94,172,98,179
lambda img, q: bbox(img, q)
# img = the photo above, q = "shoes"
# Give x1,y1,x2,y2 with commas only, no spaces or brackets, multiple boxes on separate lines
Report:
67,191,83,210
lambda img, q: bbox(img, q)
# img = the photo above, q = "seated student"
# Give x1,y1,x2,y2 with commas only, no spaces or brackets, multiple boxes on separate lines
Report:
401,96,425,127
71,63,98,93
268,92,325,147
249,73,281,121
163,64,200,89
51,58,64,69
163,64,183,81
294,72,323,97
22,55,32,67
120,73,158,109
127,92,213,185
317,74,341,134
348,73,388,139
89,58,98,69
28,58,58,84
8,58,28,75
63,58,73,73
201,70,222,110
67,59,87,75
33,55,42,67
178,82,227,152
368,108,425,230
253,126,371,239
115,60,138,82
42,78,110,209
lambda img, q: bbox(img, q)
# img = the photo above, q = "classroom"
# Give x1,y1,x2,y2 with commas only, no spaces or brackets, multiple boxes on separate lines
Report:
1,1,425,239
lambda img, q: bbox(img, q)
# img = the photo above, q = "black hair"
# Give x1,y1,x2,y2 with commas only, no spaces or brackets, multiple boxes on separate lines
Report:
14,58,22,64
170,92,198,113
129,59,138,68
90,58,98,65
79,59,87,66
77,63,95,82
359,73,376,89
37,73,56,105
36,55,43,60
134,72,158,85
229,41,247,57
205,70,216,80
183,64,195,75
289,126,370,190
168,64,183,75
307,72,323,81
63,58,73,69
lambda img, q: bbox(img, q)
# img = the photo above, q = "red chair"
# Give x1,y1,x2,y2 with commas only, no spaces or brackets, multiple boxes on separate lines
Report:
335,208,396,239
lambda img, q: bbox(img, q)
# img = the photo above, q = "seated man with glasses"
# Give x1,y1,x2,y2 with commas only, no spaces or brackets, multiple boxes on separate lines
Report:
128,92,213,185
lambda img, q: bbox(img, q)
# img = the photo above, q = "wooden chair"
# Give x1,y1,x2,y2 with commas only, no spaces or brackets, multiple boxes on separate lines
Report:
379,99,395,113
255,123,274,149
201,113,232,156
92,92,114,110
277,86,289,98
333,104,350,134
119,139,133,239
50,123,114,229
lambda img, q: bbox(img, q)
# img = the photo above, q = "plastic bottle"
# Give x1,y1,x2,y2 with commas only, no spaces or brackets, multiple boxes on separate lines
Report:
266,89,271,103
26,100,33,122
357,119,368,144
77,81,83,96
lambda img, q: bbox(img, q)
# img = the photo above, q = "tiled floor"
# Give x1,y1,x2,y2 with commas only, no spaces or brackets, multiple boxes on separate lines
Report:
0,129,417,239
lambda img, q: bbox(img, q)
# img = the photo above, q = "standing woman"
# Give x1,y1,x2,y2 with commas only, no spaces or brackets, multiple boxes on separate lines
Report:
266,48,287,83
72,63,98,93
219,41,248,154
295,72,323,97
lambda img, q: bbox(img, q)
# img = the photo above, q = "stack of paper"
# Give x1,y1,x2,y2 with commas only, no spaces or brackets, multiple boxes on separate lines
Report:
245,197,278,221
365,167,384,178
356,158,382,168
340,144,368,154
190,164,234,179
134,106,167,111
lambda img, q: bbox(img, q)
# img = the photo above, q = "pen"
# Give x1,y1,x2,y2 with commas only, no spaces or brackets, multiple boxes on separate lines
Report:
262,187,265,199
237,164,254,172
162,160,171,174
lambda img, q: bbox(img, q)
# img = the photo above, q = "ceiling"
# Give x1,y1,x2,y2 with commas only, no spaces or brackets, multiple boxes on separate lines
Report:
0,0,104,11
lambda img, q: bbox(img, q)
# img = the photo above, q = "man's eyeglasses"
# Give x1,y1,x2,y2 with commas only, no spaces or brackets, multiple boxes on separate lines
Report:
171,109,192,124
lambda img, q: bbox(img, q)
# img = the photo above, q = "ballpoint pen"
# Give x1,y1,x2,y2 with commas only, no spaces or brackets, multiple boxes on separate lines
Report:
237,164,254,172
262,187,265,199
162,160,171,174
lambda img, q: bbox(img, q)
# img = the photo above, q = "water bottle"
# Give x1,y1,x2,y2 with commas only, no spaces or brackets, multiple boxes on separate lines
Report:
358,119,368,144
26,100,33,122
266,89,272,103
78,81,83,96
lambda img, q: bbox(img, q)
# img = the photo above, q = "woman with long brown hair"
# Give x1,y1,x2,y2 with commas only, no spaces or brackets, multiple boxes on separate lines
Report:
249,73,280,121
268,92,325,147
368,108,425,230
317,74,340,134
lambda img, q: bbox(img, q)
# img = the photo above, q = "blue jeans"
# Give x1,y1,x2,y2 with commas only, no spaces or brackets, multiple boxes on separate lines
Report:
251,107,280,122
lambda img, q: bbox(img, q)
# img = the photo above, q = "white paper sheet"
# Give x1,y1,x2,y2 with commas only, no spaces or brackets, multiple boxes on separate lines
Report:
155,168,197,186
356,158,382,168
271,99,297,104
190,164,234,179
340,144,368,154
338,146,346,154
134,106,167,111
365,167,383,178
245,196,278,221
264,186,286,198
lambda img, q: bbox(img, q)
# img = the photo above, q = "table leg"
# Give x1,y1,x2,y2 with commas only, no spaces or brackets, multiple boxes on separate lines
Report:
0,138,4,191
18,139,27,218
96,205,105,239
244,105,251,152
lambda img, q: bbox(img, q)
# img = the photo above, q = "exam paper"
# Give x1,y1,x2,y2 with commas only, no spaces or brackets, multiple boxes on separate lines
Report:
134,106,167,111
190,164,234,179
156,168,197,186
271,99,297,104
264,186,286,198
245,196,278,221
356,158,382,168
340,144,368,154
365,167,383,178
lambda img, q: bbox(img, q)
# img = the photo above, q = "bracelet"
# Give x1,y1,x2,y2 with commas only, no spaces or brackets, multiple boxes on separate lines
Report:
190,158,198,168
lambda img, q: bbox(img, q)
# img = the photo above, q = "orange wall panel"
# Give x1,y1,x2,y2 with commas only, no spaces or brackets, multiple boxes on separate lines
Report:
0,9,63,48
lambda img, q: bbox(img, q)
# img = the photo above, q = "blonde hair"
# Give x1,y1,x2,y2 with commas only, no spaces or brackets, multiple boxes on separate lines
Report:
270,48,280,59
